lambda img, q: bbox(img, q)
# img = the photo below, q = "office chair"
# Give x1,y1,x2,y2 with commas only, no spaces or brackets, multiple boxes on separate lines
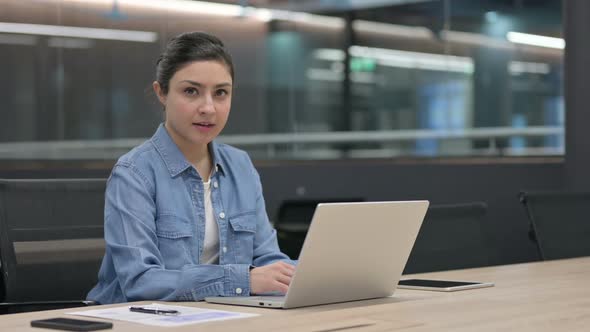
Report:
519,191,590,260
403,202,492,274
0,179,106,314
274,198,364,259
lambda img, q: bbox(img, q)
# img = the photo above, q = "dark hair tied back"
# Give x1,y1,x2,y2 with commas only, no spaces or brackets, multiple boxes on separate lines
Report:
156,31,234,94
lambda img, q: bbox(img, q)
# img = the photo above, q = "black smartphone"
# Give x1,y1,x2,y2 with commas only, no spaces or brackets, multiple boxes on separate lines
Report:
398,279,494,292
31,318,113,331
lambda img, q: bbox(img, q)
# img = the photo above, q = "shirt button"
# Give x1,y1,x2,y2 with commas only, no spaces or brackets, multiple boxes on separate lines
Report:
222,246,227,253
213,181,219,188
219,212,225,219
235,288,242,294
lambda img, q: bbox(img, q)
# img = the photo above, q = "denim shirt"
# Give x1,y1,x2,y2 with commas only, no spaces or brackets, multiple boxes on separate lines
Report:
87,124,293,304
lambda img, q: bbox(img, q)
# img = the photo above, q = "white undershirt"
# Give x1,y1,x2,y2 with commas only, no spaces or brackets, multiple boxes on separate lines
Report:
200,180,219,264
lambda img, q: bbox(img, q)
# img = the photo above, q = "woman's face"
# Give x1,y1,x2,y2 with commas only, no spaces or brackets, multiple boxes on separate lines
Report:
154,60,232,151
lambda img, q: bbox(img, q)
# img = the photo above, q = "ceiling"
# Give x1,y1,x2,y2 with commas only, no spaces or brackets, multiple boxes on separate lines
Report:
216,0,435,12
207,0,562,35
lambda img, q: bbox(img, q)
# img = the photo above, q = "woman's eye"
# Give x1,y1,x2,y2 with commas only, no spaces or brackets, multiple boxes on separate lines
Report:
184,87,198,96
216,89,228,97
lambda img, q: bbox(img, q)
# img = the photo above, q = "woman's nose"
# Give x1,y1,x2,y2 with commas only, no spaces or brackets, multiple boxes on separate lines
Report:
198,95,215,114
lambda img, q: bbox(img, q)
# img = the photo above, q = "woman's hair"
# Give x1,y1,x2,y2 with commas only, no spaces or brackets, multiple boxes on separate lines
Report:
156,31,234,95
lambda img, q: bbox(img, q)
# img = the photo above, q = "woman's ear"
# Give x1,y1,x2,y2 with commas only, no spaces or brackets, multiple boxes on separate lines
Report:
153,81,166,106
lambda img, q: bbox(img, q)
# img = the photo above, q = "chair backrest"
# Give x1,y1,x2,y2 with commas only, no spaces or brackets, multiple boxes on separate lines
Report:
0,179,106,302
275,198,364,259
519,191,590,260
403,202,491,274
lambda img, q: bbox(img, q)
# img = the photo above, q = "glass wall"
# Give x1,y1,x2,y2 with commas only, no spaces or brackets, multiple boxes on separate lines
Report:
0,0,563,160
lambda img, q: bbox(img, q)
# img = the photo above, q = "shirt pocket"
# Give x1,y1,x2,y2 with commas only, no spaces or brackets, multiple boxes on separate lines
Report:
155,214,194,269
228,212,257,264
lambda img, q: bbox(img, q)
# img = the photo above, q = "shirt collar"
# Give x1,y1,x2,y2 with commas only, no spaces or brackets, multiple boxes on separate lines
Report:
150,123,225,178
209,140,225,176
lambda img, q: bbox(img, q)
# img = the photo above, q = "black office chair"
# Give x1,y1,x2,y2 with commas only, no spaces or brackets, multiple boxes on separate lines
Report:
403,202,492,274
519,191,590,261
0,179,106,314
274,198,364,260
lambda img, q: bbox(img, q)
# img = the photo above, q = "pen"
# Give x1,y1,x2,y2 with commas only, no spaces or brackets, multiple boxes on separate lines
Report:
129,306,180,316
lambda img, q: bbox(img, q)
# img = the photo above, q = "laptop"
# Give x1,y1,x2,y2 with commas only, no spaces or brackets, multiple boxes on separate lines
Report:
205,200,429,309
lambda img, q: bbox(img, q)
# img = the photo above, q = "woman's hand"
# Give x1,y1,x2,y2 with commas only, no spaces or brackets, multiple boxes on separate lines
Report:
250,261,296,295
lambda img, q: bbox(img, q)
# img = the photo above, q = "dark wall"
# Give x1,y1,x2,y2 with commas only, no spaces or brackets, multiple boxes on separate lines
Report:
0,158,564,266
564,0,590,191
258,159,564,265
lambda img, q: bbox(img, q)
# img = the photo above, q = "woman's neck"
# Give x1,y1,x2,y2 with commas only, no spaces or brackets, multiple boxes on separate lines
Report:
165,124,213,181
192,151,213,182
183,145,212,181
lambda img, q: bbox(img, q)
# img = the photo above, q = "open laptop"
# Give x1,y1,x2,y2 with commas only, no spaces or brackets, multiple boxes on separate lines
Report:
205,200,429,309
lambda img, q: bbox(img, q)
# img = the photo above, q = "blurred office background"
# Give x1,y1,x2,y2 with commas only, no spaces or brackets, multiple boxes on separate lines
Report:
0,0,564,158
2,0,588,267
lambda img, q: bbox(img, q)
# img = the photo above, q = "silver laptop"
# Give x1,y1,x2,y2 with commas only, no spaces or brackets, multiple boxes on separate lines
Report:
205,200,429,309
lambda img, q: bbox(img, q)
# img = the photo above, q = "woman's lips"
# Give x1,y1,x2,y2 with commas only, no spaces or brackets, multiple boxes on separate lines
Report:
193,123,215,132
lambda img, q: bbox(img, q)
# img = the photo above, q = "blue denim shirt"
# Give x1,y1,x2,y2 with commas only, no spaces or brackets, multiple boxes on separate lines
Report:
87,124,293,304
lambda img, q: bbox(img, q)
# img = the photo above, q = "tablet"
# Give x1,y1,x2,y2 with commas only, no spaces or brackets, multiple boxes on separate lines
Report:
398,279,494,292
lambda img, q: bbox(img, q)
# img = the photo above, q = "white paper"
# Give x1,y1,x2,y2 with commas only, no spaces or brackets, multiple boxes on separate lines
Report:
68,302,259,327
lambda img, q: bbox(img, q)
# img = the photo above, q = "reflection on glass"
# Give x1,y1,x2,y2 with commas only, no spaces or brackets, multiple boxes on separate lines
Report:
0,0,563,160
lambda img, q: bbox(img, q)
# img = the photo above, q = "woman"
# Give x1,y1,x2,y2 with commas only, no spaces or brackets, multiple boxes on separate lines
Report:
88,32,295,304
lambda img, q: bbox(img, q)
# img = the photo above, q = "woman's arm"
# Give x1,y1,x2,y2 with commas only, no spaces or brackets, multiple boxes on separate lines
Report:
247,162,297,294
246,158,297,267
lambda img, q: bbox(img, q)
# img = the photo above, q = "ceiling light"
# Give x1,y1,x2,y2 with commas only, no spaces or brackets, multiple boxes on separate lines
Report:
353,20,433,39
507,32,565,49
0,22,157,42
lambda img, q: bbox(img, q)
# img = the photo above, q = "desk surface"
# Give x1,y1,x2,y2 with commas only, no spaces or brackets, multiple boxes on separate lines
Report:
2,257,589,332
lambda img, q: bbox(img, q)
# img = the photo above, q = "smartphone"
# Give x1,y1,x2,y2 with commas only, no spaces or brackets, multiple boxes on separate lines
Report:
31,318,113,331
398,279,494,292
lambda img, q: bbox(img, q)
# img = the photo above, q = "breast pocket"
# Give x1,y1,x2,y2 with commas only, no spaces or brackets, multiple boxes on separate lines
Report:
155,214,194,269
228,212,257,264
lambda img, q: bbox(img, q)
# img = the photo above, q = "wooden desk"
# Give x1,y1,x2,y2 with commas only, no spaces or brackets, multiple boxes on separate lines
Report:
2,257,589,332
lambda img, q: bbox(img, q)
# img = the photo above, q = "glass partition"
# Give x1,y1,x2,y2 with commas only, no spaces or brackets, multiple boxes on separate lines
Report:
0,0,563,161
